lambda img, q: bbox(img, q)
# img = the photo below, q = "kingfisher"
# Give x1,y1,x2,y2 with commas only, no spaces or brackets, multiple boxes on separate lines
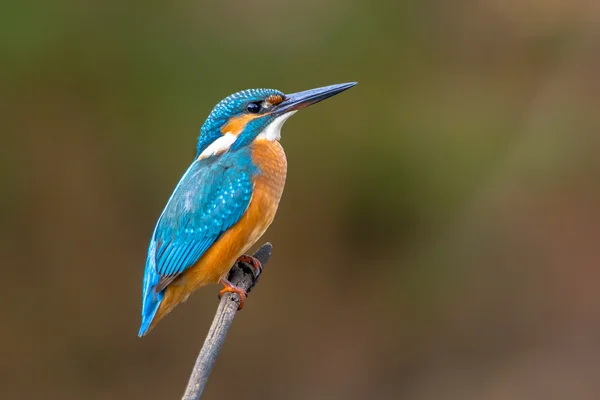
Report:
139,82,357,336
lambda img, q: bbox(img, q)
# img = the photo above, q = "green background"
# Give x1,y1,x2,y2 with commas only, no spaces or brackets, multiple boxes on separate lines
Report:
3,1,600,399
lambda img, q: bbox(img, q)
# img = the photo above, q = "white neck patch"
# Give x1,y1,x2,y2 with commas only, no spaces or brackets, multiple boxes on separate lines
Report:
256,111,297,141
198,132,237,160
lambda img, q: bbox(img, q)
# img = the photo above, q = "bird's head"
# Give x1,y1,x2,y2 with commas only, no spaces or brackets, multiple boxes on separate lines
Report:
196,82,357,159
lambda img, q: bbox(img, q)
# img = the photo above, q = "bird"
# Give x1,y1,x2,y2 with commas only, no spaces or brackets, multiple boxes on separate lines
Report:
139,82,357,336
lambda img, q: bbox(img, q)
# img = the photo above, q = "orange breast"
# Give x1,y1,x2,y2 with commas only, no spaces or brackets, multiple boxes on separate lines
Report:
150,140,287,328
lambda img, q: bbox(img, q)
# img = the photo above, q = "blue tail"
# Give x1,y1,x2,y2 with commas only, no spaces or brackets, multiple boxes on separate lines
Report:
139,242,163,336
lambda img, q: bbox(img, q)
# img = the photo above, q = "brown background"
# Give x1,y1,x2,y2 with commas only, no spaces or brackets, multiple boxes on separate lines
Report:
3,1,600,399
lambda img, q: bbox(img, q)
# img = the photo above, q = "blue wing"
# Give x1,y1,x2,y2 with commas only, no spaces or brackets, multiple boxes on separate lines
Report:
139,152,256,336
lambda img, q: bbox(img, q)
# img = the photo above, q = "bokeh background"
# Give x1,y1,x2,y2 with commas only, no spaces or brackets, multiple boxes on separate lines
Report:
3,1,600,399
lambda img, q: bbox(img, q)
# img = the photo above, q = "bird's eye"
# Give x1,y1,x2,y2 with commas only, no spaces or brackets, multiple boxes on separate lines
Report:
246,102,261,113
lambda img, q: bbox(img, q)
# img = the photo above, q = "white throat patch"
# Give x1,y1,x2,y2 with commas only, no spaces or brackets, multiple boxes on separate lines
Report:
198,132,237,160
256,111,297,141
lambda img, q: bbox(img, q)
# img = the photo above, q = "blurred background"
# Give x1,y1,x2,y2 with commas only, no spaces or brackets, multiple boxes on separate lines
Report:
2,0,600,399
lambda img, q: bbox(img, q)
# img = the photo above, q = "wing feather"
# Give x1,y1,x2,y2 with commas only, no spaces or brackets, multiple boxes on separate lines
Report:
149,154,256,286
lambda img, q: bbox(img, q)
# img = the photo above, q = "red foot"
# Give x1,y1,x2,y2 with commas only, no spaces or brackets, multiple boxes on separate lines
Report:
219,278,247,310
236,254,263,277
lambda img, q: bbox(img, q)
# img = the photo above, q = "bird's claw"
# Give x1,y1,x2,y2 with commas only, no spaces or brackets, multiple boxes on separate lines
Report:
218,278,247,310
236,254,263,279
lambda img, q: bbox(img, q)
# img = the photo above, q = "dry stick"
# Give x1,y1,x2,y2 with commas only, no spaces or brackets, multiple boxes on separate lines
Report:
181,243,272,400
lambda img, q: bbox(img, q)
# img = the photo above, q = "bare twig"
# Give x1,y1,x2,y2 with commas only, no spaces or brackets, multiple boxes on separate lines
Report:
181,243,273,400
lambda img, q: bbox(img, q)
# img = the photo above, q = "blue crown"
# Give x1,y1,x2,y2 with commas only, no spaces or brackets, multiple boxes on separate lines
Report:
196,88,283,157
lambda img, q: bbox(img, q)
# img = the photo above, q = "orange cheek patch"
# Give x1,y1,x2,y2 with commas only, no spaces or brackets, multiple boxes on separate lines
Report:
221,114,262,135
266,95,283,106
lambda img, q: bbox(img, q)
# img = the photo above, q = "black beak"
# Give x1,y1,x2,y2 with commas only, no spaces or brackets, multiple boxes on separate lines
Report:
274,82,357,115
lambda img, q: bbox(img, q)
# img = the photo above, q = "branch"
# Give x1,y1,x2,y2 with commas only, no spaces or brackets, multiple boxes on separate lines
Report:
181,243,273,400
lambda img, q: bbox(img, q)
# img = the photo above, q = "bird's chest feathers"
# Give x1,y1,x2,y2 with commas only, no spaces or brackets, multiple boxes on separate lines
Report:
237,139,287,244
250,139,287,208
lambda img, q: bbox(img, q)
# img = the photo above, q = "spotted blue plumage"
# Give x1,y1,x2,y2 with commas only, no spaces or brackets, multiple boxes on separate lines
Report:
139,148,258,336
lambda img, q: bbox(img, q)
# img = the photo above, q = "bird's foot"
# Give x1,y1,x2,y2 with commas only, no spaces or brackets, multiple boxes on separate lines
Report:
236,254,263,278
218,278,247,310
